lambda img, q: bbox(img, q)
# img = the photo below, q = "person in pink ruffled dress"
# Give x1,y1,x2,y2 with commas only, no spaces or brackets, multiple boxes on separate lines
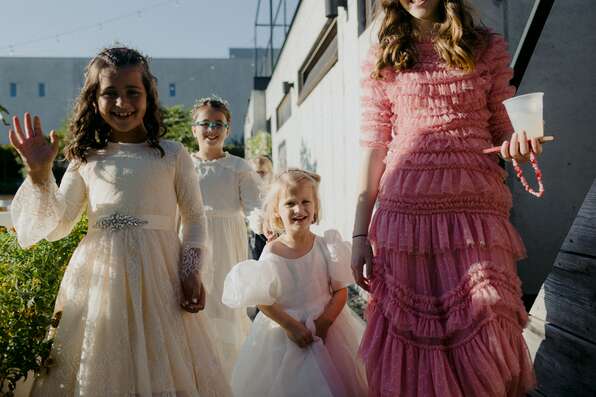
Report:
351,1,544,396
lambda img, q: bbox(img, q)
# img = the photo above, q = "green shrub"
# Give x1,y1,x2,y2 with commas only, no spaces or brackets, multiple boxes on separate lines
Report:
0,217,87,396
162,105,197,152
245,131,272,159
0,146,22,195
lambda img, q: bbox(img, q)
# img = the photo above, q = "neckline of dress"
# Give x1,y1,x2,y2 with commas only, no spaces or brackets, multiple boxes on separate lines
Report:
108,140,148,146
267,235,318,261
192,152,229,163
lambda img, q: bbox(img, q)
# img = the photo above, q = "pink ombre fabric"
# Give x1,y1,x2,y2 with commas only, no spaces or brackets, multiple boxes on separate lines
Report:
359,33,536,397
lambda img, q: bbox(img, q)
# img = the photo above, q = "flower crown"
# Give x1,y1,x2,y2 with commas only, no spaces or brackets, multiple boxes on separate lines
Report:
193,95,230,108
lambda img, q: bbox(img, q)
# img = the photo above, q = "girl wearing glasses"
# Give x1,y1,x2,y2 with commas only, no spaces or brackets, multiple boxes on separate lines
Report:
190,96,263,379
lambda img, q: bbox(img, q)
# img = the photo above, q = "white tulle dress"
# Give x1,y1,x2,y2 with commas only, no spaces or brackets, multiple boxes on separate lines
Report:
11,140,231,397
191,152,262,377
222,230,368,397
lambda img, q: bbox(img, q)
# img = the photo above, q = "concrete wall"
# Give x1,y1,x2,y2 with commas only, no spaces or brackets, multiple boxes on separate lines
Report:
248,0,596,294
0,50,255,144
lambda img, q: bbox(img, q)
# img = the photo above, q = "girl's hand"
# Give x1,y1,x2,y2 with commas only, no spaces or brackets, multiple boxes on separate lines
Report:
314,315,333,342
285,320,314,348
500,130,543,163
180,273,205,313
8,113,59,184
351,235,373,291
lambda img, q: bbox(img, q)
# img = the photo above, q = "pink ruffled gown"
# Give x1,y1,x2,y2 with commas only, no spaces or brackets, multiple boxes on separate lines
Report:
358,34,536,397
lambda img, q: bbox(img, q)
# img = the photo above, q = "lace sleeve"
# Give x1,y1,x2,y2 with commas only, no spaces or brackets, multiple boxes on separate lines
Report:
486,34,516,146
360,44,395,149
238,164,263,234
10,162,87,248
175,144,208,252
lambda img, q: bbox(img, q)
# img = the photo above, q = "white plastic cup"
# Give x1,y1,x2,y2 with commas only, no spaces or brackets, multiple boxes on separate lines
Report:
502,92,544,138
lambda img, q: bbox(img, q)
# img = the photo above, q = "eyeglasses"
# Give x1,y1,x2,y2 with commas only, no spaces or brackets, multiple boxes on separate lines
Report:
193,120,229,130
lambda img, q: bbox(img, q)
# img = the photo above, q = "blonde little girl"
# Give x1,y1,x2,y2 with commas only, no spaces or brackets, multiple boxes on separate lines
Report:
222,169,368,397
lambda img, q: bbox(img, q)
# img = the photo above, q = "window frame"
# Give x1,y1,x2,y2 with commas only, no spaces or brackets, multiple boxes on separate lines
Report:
358,0,381,35
275,92,292,131
297,19,338,105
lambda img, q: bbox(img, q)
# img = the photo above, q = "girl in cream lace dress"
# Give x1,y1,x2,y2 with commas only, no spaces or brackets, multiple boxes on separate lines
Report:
189,96,262,377
8,48,230,397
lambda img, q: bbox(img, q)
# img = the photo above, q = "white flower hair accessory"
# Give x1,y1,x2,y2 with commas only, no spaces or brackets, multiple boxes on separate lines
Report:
193,95,230,108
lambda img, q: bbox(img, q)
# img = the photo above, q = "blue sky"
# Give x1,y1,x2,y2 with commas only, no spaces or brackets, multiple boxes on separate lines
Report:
0,0,298,58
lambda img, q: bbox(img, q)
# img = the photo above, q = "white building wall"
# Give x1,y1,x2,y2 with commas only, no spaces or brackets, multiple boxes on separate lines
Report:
266,0,359,238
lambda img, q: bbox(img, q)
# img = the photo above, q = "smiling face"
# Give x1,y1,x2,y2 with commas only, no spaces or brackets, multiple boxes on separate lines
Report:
276,180,317,234
192,106,229,151
96,65,147,139
398,0,441,22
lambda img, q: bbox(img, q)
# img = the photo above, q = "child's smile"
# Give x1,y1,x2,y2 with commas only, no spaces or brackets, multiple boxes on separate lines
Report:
192,108,229,150
97,65,147,141
277,181,316,232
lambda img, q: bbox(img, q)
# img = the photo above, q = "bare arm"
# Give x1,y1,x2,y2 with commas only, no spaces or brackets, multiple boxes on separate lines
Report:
314,287,348,341
351,146,387,290
258,303,314,348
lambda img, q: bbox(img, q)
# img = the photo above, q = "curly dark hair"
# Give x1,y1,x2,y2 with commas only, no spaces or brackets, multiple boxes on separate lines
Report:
64,47,166,162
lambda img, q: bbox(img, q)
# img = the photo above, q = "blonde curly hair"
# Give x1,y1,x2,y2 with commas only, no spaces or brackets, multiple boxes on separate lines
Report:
262,168,322,234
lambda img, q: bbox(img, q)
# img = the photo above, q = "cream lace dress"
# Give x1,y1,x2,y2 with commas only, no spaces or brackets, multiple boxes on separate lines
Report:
191,153,262,378
11,140,231,397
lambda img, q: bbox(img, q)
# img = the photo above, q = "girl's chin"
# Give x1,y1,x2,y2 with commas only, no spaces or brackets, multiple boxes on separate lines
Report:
285,221,311,230
109,124,146,136
202,140,224,146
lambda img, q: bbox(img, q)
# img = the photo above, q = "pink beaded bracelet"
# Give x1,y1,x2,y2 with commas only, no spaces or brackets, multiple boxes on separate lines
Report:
512,152,544,198
482,136,553,198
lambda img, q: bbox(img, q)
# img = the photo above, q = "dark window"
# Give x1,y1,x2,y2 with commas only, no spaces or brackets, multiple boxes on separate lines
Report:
169,83,176,97
276,93,292,130
365,0,380,30
266,117,272,134
38,83,46,97
9,83,17,97
298,20,338,105
278,140,287,171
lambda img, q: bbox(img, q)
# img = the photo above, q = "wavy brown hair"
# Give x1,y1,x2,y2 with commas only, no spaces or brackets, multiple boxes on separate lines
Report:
373,0,488,78
64,47,166,162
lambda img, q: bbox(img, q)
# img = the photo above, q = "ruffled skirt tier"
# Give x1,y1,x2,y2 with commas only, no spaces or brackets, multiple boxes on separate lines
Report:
360,206,536,397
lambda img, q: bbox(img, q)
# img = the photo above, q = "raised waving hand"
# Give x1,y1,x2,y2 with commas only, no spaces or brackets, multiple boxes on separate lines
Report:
8,113,59,183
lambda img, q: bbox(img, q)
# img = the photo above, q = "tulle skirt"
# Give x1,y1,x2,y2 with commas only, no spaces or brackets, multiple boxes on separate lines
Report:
359,207,536,397
31,229,231,397
201,212,252,380
231,307,368,397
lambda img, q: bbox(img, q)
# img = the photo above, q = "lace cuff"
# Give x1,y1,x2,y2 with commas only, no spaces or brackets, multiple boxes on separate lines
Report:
11,175,65,248
180,246,202,280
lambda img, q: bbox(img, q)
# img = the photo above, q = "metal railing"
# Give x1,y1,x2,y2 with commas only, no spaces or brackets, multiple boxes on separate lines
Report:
254,0,299,78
